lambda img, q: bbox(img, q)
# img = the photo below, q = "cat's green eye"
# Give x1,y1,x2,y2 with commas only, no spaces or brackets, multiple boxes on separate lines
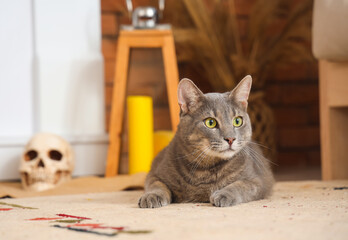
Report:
233,116,243,127
204,118,217,129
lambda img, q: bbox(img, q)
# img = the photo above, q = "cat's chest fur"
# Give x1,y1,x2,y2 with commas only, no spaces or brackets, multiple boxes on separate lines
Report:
171,171,217,203
169,159,235,203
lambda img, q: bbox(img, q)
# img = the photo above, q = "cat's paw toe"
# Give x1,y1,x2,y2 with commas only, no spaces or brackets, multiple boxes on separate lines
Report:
210,191,239,207
138,192,169,208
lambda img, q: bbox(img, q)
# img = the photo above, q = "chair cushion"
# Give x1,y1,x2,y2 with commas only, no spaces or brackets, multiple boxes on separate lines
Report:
312,0,348,61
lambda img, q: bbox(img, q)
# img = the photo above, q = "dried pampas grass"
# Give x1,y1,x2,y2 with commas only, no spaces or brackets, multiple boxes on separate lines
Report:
172,0,314,91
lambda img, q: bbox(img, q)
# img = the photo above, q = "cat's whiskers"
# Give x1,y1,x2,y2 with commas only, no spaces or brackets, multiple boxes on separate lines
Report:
207,141,241,159
175,146,205,160
209,141,224,153
188,146,211,182
244,144,277,166
241,147,265,174
240,140,271,150
184,146,210,167
189,154,213,185
190,146,210,167
189,154,207,180
240,144,277,176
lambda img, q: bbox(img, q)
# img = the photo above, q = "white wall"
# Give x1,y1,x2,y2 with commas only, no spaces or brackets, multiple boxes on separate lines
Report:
0,0,34,137
0,0,107,180
34,0,105,135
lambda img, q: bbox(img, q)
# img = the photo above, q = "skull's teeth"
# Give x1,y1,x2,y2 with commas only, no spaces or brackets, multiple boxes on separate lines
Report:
29,170,55,183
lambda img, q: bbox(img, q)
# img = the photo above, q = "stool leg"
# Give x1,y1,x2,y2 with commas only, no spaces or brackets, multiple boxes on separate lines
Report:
162,34,180,132
105,37,130,177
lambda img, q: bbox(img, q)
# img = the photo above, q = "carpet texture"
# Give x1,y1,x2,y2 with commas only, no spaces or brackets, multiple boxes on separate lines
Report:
1,180,348,240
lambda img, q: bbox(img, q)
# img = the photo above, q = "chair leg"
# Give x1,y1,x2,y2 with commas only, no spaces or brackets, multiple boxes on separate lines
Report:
319,60,331,180
319,60,348,180
327,108,348,179
105,37,130,177
162,34,180,132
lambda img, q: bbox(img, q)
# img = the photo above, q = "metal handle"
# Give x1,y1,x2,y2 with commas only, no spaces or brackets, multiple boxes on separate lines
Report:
125,0,165,20
158,0,165,19
126,0,133,18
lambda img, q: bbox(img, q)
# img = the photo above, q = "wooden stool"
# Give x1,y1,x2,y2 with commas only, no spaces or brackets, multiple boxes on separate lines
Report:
105,29,180,177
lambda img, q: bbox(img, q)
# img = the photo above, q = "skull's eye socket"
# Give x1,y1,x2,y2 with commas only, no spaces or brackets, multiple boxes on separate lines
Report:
24,150,38,161
48,150,63,161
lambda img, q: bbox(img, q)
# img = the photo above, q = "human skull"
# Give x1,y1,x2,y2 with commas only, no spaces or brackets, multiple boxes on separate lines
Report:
19,133,74,191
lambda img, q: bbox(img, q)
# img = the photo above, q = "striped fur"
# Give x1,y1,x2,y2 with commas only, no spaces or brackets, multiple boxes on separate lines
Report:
139,76,274,208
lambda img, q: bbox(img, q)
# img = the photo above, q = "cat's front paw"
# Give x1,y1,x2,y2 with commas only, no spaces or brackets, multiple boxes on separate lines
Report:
210,190,241,207
138,192,170,208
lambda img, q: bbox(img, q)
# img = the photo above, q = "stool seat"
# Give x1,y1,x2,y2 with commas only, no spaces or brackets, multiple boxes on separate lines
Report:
105,29,180,177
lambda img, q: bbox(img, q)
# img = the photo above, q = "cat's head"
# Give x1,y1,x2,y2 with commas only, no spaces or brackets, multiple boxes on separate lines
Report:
177,76,252,159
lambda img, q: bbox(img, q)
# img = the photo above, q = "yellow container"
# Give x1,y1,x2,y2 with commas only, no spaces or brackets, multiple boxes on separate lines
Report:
127,96,154,174
154,131,174,157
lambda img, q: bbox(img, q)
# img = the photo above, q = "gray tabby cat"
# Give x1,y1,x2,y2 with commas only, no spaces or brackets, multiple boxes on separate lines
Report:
138,75,274,208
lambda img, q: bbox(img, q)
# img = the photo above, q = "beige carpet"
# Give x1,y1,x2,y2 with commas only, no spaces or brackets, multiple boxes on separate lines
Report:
1,180,348,240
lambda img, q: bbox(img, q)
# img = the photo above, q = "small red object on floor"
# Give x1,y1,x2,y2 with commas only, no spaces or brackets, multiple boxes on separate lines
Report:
0,208,12,211
28,217,63,221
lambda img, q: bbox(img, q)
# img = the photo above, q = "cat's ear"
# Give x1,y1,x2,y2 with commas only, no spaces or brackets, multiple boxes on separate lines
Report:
178,78,204,114
230,75,252,109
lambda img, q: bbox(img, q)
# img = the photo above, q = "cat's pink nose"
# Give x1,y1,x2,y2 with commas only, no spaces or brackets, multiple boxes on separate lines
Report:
224,138,235,146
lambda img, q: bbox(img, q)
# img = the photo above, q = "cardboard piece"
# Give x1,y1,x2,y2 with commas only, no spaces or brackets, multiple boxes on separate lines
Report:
0,173,146,198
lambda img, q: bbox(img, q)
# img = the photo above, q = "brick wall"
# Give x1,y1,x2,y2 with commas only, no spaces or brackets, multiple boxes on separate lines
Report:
101,0,320,173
